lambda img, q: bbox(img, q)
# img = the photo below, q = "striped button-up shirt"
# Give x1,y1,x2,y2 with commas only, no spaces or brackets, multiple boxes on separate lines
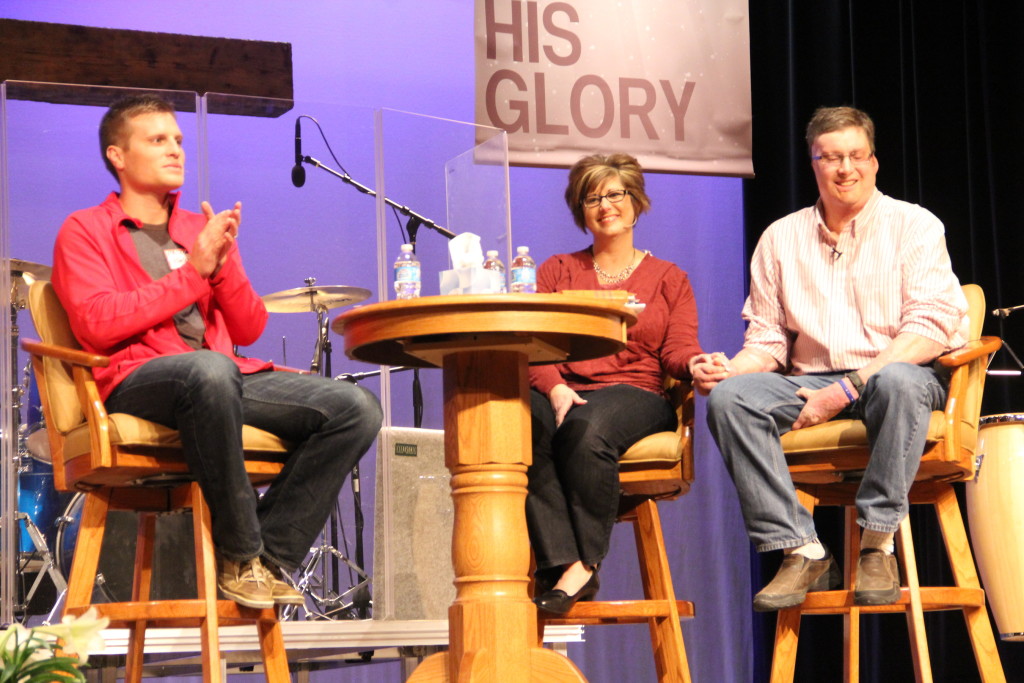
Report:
741,189,969,375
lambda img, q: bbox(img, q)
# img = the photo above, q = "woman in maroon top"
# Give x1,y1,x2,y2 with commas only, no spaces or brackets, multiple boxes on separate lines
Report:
528,154,703,614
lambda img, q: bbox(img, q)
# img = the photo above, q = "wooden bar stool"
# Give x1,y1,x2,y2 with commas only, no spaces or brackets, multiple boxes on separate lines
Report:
539,379,696,683
769,284,1005,682
23,280,292,683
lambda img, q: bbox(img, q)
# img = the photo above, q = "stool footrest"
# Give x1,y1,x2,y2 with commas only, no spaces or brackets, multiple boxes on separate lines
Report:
543,599,694,625
793,586,986,615
68,600,280,628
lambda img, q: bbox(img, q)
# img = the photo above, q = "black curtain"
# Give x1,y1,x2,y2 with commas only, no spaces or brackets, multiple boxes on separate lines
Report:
745,1,1024,681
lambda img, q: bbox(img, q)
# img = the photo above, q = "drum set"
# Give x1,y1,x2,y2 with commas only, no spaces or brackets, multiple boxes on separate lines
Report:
5,257,72,623
3,260,376,623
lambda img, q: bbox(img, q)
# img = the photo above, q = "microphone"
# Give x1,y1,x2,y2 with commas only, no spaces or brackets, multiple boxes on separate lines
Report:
992,306,1024,318
830,245,843,261
291,117,306,188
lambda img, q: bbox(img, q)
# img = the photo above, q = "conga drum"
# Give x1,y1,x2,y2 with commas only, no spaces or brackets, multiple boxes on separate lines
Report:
967,413,1024,641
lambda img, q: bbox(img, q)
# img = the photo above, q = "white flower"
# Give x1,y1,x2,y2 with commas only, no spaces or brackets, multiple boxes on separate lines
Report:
32,607,109,664
0,623,31,653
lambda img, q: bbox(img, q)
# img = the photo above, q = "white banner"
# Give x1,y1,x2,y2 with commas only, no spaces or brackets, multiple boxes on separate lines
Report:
475,0,752,176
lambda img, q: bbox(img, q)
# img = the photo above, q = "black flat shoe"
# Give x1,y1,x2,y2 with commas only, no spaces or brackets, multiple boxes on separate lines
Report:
532,567,562,598
535,569,600,615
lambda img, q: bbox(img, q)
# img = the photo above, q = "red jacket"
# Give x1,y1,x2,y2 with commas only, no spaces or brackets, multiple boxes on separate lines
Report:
52,192,272,401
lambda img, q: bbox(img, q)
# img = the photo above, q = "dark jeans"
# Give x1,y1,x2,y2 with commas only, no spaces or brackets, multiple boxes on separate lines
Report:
105,350,383,571
526,384,677,572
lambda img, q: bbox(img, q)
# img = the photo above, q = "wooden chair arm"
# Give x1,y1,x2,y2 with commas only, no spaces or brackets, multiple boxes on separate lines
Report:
935,337,1001,369
21,338,111,368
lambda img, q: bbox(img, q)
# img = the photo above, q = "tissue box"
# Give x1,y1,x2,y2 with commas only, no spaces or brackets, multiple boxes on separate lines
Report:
439,267,504,295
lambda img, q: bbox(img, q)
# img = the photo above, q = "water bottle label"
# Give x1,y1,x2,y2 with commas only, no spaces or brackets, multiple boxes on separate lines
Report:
511,267,536,285
395,264,421,282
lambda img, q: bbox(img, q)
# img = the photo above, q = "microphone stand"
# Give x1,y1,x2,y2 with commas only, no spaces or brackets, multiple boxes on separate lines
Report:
300,155,453,428
405,218,427,428
301,155,455,240
333,366,416,620
989,306,1024,375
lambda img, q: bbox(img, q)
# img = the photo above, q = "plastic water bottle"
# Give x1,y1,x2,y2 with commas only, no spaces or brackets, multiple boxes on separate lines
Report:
483,249,507,293
510,246,537,293
394,243,421,300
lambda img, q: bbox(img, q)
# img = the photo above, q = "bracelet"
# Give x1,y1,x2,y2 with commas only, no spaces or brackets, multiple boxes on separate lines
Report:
844,370,866,395
838,379,856,404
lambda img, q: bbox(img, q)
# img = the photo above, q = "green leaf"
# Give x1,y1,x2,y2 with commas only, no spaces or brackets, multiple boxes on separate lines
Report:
20,656,86,683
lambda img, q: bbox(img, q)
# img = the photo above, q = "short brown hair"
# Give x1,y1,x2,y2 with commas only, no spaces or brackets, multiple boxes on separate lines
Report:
99,94,177,180
805,106,876,156
564,153,651,232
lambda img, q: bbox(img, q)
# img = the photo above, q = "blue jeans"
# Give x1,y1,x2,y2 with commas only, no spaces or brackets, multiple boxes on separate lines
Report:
526,384,677,571
706,363,947,552
105,350,383,571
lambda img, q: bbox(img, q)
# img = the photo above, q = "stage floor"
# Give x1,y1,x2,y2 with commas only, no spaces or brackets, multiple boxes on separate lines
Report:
81,619,584,679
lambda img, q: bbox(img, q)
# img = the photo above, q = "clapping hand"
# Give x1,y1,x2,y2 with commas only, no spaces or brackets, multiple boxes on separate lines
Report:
190,201,241,278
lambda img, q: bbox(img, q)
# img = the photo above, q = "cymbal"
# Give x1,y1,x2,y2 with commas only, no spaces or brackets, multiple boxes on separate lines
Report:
8,258,52,280
7,258,52,309
262,285,372,313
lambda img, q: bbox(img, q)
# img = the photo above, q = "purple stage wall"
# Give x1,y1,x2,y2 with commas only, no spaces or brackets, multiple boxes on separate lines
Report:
1,2,752,681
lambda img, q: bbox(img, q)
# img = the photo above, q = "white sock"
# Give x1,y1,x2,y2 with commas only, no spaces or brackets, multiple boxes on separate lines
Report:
786,540,826,560
861,529,895,555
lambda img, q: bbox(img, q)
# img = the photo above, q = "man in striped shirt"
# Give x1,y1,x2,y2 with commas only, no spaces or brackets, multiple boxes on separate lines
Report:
693,106,968,611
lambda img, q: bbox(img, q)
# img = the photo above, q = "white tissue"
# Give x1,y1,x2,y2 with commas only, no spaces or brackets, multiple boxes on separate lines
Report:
439,232,503,294
449,232,484,269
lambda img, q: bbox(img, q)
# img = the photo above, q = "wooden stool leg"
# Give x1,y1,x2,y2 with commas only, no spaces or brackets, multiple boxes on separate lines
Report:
771,608,801,683
843,509,861,683
190,484,224,683
932,484,1005,683
769,488,821,683
65,490,111,613
634,499,691,683
257,615,291,681
125,512,158,683
896,515,932,683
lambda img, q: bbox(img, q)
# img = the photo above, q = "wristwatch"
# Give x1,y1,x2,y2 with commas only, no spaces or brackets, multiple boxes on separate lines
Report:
844,370,866,395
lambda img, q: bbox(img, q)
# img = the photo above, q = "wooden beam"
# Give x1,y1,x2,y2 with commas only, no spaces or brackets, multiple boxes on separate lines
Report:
0,19,293,117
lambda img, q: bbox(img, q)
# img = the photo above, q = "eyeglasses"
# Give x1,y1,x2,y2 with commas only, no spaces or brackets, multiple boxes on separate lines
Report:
812,151,874,168
582,189,630,208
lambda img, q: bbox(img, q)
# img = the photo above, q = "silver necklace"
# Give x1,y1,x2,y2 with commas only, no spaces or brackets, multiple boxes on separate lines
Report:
593,249,648,284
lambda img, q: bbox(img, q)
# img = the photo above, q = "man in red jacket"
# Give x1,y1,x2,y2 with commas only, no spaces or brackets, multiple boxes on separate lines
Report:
52,94,383,610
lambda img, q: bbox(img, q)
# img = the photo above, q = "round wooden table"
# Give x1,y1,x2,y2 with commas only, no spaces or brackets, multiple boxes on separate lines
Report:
334,294,635,683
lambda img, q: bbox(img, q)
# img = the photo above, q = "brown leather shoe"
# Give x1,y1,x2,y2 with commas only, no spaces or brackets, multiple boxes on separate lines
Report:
262,558,306,606
217,556,274,610
854,549,901,605
753,551,840,612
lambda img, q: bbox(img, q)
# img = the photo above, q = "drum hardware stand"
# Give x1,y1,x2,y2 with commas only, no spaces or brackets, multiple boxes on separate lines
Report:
12,440,68,625
282,277,372,621
13,505,66,625
287,514,370,621
6,287,66,625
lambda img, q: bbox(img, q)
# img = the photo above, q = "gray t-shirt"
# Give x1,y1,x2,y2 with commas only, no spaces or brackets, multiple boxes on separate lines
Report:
128,220,206,350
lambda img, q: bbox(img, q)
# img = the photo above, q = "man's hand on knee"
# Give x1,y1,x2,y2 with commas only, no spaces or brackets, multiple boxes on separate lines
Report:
792,382,851,430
